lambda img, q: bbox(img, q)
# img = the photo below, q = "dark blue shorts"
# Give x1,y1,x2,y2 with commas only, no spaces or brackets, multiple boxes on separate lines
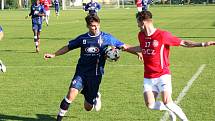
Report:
70,74,102,105
32,23,42,32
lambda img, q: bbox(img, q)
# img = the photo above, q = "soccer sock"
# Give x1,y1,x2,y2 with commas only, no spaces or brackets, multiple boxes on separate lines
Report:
165,102,188,121
148,101,169,110
57,97,72,117
148,101,176,121
35,41,39,48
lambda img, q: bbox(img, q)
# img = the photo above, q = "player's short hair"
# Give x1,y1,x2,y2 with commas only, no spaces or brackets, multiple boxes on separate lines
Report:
85,14,100,25
136,11,152,22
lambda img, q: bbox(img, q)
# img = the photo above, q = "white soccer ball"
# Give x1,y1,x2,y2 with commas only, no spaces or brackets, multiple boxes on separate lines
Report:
105,47,120,62
0,60,6,73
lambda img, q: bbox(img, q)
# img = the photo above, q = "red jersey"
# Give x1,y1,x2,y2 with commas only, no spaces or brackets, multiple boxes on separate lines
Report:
43,0,51,11
138,29,182,78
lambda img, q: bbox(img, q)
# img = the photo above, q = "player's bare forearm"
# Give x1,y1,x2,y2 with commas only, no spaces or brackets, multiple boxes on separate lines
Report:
122,45,143,61
181,40,215,48
38,13,45,16
44,46,70,60
54,45,70,56
123,45,142,54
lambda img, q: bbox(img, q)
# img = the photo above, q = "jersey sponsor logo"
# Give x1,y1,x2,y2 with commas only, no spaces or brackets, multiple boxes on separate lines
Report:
85,47,100,53
152,40,159,47
142,48,156,55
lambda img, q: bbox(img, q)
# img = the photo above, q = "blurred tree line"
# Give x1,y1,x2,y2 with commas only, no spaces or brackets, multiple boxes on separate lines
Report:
0,0,37,9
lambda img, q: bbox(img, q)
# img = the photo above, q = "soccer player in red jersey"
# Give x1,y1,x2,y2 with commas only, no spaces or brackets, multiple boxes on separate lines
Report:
41,0,51,26
127,11,215,121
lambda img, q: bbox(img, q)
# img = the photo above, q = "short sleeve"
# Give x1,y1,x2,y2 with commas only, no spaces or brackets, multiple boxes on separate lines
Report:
103,33,124,48
163,31,182,46
68,36,82,50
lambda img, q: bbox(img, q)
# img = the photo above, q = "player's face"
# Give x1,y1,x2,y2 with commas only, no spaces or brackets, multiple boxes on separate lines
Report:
137,19,145,31
88,21,100,36
36,0,40,5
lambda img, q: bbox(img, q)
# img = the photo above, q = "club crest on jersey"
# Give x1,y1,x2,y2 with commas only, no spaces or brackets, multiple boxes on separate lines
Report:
85,47,100,53
83,39,87,44
152,40,159,47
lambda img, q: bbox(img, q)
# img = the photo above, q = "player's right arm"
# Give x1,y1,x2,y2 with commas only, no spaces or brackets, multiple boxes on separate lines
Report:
44,45,70,59
180,40,215,48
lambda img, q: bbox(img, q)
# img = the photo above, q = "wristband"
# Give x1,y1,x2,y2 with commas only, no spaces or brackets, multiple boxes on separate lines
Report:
201,42,205,47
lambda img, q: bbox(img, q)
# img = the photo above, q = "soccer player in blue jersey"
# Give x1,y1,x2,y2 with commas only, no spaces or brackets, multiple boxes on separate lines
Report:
54,0,60,16
84,0,101,15
26,0,46,53
44,14,137,121
136,0,153,11
0,25,6,73
0,26,3,41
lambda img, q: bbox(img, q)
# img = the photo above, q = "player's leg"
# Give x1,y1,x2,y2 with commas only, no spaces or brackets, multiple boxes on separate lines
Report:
159,75,188,121
144,77,176,121
83,75,102,111
35,24,42,52
0,60,6,73
32,25,39,52
57,76,83,121
45,10,50,26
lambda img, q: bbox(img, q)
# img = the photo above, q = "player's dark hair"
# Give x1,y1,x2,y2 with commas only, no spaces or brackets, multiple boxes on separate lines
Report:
85,14,100,25
136,11,152,22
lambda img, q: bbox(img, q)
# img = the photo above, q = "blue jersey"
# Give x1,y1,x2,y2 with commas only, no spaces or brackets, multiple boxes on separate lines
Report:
29,3,46,24
68,32,124,76
84,2,101,15
54,0,59,5
54,0,60,11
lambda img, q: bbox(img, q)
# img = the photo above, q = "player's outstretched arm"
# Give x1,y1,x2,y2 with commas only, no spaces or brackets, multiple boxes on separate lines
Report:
181,40,215,48
122,45,143,61
44,45,70,60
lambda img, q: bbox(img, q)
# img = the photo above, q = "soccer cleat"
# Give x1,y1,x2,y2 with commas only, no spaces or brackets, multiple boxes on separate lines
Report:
94,92,101,111
169,111,176,121
0,60,6,73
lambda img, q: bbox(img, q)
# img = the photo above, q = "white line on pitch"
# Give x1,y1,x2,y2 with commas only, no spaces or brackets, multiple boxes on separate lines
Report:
160,64,206,121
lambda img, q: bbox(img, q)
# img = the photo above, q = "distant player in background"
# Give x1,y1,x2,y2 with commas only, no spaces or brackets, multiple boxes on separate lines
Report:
41,0,52,26
83,0,101,15
0,26,6,73
44,14,139,121
136,0,153,12
127,10,215,121
53,0,60,17
0,26,4,41
26,0,46,53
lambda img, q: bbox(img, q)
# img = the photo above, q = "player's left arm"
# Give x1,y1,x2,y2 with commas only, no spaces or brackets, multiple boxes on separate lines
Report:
180,40,215,48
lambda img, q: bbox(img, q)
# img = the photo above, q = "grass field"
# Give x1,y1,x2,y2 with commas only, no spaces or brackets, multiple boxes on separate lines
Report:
0,6,215,121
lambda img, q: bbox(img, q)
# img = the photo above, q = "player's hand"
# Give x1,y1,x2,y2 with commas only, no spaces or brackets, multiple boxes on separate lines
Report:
206,41,215,46
44,53,55,60
137,52,143,61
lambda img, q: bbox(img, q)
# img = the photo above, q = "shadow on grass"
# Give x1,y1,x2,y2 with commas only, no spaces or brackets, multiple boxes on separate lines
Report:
0,49,36,53
0,114,56,121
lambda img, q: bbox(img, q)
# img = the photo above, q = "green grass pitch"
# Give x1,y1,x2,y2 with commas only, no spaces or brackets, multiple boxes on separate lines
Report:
0,6,215,121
